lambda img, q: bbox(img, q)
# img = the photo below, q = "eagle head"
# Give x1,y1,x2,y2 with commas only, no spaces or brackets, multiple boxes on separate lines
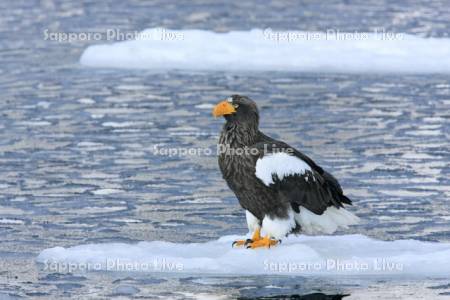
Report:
212,95,259,126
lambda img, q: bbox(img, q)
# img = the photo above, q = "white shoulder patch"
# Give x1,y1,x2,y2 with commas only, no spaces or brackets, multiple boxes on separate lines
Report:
255,152,312,186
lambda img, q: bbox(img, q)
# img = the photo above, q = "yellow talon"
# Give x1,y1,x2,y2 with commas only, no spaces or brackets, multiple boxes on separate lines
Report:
232,228,262,247
246,235,279,249
231,239,247,247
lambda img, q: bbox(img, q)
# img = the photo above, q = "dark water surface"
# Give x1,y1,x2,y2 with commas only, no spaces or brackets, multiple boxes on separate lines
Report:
0,0,449,299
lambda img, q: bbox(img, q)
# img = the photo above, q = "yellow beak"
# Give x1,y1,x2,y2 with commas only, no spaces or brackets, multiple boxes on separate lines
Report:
212,100,236,117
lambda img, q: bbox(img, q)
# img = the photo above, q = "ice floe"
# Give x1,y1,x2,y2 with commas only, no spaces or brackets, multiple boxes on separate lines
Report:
37,234,450,276
91,188,125,195
0,218,24,225
80,28,450,74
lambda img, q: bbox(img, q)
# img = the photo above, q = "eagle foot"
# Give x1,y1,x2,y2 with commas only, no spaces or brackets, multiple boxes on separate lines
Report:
246,236,280,249
232,228,263,248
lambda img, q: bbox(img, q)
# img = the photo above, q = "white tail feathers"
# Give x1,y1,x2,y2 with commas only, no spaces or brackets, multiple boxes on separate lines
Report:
294,206,360,235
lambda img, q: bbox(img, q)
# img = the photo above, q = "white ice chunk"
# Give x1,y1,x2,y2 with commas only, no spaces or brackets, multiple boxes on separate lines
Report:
81,28,450,74
37,234,450,276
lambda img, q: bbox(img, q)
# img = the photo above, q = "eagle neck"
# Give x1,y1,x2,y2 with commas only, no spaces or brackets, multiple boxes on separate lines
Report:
221,121,259,147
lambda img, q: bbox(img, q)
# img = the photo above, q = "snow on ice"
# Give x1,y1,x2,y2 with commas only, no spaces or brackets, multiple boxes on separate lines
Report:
80,28,450,74
37,234,450,276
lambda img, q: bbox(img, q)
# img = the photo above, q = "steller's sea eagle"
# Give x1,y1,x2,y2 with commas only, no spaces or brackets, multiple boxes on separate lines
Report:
213,95,359,249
